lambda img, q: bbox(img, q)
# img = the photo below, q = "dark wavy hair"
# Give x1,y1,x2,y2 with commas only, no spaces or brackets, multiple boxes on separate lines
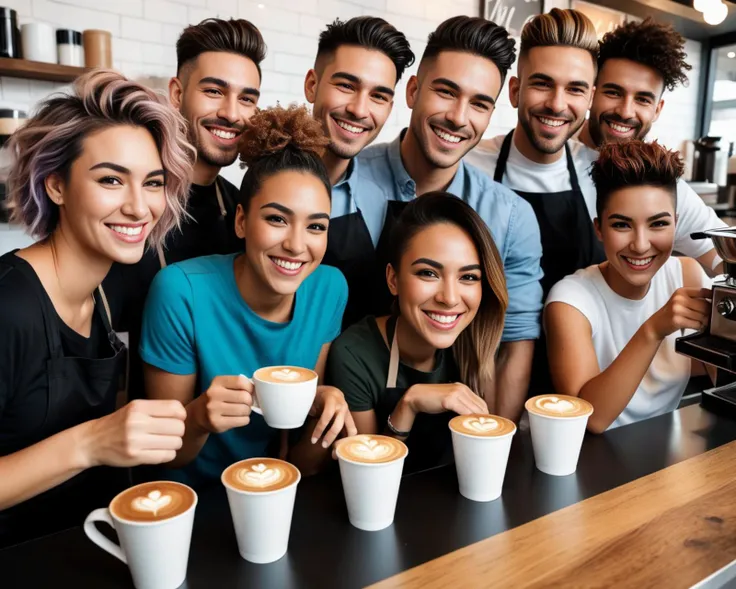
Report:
237,105,331,210
421,16,516,83
591,140,684,218
177,18,267,78
388,193,508,399
316,16,415,82
598,18,691,92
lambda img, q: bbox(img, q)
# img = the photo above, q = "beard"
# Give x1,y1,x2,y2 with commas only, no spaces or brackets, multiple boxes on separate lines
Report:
519,108,584,155
590,113,648,146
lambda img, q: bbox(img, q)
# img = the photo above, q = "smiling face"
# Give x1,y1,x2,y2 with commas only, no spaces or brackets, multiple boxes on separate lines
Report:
406,51,501,169
595,185,676,295
589,58,665,146
46,125,167,265
170,51,261,177
511,46,595,159
235,170,331,297
387,222,483,350
305,45,396,161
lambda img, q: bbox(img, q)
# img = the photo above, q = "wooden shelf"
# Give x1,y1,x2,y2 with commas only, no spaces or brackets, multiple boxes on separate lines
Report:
0,57,89,83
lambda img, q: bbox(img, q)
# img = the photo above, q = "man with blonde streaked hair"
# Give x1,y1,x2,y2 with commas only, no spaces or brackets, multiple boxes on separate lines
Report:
466,8,602,395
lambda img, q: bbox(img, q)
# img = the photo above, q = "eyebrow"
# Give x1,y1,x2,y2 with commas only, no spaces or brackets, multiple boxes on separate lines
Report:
601,82,656,101
260,202,330,221
199,76,260,98
331,71,395,97
608,212,673,222
89,162,165,179
529,72,589,89
432,77,495,105
411,258,482,272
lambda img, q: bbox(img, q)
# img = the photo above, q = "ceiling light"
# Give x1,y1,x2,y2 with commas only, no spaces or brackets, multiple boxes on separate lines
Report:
703,0,728,25
729,51,736,58
694,0,710,11
257,3,264,7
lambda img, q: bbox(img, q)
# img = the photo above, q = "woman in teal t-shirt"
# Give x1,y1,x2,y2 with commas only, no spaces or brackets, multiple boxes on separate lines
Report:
140,106,356,487
326,194,509,473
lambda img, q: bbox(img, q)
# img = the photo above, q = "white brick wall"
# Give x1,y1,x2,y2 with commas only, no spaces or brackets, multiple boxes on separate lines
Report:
0,0,701,188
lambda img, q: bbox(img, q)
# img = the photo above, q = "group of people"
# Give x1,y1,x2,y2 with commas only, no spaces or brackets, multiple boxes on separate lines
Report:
0,8,723,547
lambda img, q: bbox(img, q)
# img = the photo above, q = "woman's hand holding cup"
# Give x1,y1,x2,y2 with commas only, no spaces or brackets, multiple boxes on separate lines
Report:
402,383,489,416
193,375,254,434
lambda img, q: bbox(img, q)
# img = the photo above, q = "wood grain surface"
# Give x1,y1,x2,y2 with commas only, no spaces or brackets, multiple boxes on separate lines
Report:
370,441,736,589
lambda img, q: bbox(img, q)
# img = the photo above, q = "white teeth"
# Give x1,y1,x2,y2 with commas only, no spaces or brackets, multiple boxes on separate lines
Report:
609,122,633,133
272,257,303,271
211,128,237,139
335,120,366,134
110,225,143,236
427,312,458,324
538,117,566,127
624,256,654,266
432,127,462,143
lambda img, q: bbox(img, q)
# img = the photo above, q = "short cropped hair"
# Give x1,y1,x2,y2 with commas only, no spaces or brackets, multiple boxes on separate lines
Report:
598,17,691,92
6,69,195,247
316,16,415,82
591,140,684,218
177,18,267,78
421,16,516,83
520,8,598,67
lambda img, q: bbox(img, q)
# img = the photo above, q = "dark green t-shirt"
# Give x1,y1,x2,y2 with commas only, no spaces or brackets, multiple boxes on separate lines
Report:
326,316,459,413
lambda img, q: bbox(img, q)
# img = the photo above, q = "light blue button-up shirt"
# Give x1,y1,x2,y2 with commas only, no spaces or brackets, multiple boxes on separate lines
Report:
356,132,544,342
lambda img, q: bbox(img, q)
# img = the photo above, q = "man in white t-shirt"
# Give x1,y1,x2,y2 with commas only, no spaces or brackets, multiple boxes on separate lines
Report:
575,18,726,274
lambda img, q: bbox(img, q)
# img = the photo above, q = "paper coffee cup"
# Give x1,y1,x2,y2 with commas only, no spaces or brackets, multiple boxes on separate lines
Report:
449,414,516,502
222,458,301,564
83,481,197,589
336,435,408,531
251,365,318,429
526,395,594,476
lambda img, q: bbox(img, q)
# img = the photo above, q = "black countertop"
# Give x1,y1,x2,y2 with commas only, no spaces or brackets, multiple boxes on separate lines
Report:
2,403,735,589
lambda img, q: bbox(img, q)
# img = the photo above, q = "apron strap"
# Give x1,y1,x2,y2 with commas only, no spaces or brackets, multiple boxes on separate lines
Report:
386,316,400,389
95,284,112,328
564,141,582,193
157,176,227,270
493,130,515,183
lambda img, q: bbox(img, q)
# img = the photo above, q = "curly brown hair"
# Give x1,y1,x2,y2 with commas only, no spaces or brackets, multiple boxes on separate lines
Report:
591,140,684,218
598,18,691,92
236,105,331,210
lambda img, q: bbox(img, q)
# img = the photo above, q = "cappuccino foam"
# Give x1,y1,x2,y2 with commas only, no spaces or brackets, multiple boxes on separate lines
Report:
525,395,593,418
255,366,316,384
337,435,408,464
110,481,195,523
450,414,516,437
222,458,300,493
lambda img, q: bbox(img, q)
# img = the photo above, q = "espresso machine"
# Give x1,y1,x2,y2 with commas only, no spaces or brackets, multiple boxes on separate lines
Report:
677,228,736,415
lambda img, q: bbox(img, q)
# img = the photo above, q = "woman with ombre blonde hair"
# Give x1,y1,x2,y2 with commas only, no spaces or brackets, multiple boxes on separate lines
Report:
326,193,508,473
0,70,195,548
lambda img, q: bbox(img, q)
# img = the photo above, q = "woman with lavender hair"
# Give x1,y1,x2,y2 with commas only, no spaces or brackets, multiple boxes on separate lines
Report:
0,70,195,547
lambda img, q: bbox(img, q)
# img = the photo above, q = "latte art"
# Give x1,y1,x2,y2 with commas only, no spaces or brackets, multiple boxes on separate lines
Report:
525,395,593,419
337,435,408,464
270,368,301,382
254,365,316,384
450,414,516,437
223,458,300,492
110,482,195,523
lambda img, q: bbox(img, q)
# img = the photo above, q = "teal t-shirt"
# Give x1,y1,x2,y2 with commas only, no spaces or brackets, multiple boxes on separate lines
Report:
139,253,348,488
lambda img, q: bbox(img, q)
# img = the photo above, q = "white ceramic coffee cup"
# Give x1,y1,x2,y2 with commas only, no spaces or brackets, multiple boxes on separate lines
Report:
222,462,301,564
83,483,197,589
251,366,318,429
336,438,408,532
526,396,593,476
450,418,516,502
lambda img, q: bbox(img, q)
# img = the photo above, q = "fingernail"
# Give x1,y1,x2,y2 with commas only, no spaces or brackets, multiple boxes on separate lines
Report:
311,437,317,444
322,441,329,448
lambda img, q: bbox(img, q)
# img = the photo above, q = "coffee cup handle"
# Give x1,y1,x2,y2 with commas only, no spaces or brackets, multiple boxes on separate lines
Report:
83,508,127,564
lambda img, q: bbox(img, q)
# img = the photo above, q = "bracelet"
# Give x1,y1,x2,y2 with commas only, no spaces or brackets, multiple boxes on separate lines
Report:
387,413,411,437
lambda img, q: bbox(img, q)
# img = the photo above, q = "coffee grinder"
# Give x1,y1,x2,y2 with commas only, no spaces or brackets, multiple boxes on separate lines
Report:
677,228,736,416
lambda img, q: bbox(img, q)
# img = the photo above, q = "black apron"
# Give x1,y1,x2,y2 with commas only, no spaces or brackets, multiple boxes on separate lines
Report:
322,204,382,328
0,253,129,548
494,131,605,394
377,316,454,475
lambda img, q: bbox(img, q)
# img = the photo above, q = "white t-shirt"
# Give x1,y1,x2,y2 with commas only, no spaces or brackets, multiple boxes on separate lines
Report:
466,132,727,259
545,257,704,429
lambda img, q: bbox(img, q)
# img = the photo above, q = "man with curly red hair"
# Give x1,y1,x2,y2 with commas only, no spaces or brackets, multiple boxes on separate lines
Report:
576,17,727,276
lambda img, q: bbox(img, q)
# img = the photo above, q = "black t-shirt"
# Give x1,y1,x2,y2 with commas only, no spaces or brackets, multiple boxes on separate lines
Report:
103,176,243,400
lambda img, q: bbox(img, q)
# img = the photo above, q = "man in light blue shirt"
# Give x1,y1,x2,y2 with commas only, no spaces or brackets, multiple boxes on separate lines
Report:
356,16,543,421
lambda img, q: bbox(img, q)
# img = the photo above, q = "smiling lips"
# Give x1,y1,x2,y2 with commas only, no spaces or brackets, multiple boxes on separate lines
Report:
270,255,307,276
107,223,146,244
423,310,463,330
604,119,637,136
206,126,241,145
431,125,465,146
622,255,655,271
334,118,369,136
